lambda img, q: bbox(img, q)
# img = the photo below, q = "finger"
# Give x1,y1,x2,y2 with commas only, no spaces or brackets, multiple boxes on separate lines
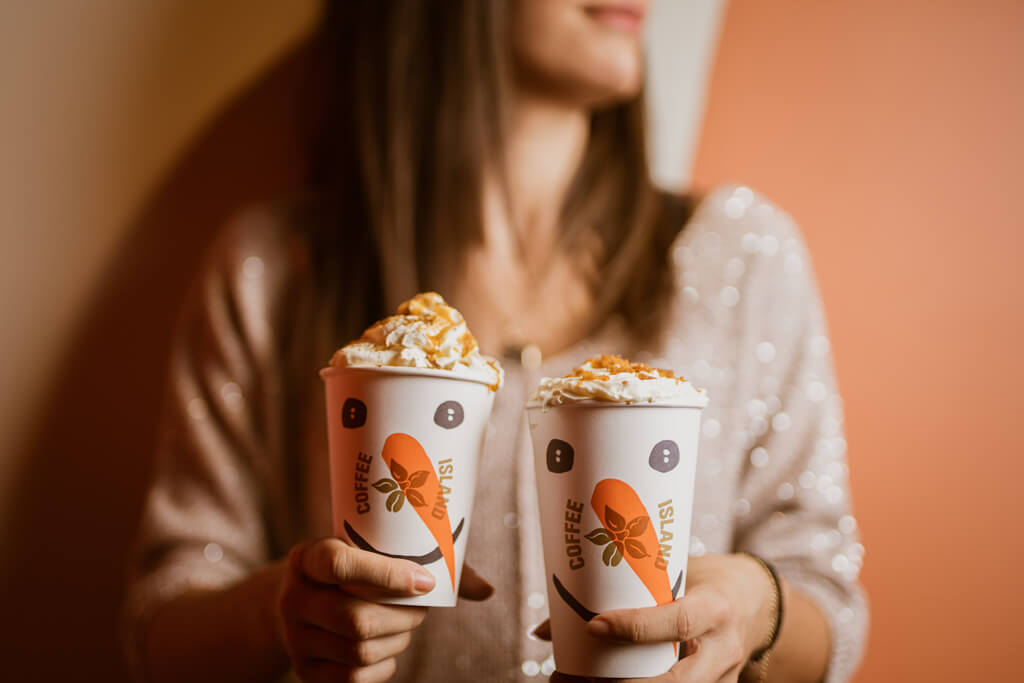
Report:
532,619,551,641
296,589,428,639
288,624,412,667
667,648,718,683
295,656,396,683
458,563,494,601
716,662,744,683
549,672,589,683
587,588,727,643
551,671,677,683
613,672,678,683
669,636,742,683
574,639,721,683
338,632,412,668
291,538,434,595
284,623,343,662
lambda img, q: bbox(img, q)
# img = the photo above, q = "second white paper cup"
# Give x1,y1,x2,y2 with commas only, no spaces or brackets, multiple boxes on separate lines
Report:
321,365,495,606
528,401,704,678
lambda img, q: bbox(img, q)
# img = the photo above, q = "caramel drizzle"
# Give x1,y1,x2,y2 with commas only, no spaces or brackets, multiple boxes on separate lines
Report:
570,354,684,383
350,292,487,371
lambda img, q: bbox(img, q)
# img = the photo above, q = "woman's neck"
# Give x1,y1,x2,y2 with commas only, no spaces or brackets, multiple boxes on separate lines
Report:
458,99,596,357
496,98,589,247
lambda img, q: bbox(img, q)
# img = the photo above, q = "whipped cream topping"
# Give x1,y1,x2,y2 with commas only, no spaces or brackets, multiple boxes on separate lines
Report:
330,292,503,389
528,354,707,408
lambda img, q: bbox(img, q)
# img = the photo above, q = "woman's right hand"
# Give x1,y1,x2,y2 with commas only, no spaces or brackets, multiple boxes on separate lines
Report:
274,537,493,683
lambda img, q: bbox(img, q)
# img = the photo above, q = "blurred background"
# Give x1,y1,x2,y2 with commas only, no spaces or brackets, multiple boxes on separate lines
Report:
1,0,1020,680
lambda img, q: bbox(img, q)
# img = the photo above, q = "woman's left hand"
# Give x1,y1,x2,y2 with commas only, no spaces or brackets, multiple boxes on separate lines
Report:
540,553,778,683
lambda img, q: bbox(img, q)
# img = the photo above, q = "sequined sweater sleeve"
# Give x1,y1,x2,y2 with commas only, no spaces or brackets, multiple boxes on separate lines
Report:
121,208,296,682
691,187,869,681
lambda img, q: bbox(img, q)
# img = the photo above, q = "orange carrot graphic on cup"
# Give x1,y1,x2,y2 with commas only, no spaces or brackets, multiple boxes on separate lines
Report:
377,433,456,589
587,478,672,607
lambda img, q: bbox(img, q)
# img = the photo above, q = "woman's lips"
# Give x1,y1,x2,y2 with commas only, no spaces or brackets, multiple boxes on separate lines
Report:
584,3,647,35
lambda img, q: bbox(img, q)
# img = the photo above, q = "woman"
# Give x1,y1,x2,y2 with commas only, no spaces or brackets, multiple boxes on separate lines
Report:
123,1,867,682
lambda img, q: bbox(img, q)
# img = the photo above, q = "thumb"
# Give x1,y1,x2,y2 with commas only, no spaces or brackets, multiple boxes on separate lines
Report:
458,563,494,601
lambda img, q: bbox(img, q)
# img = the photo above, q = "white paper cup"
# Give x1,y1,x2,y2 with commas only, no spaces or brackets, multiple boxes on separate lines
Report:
321,365,496,606
527,401,705,678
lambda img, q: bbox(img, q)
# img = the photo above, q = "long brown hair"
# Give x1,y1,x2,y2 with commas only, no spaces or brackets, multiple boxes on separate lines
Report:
303,0,694,348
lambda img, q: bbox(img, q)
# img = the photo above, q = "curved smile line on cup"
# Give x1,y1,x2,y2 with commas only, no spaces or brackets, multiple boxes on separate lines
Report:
552,569,683,622
343,517,466,566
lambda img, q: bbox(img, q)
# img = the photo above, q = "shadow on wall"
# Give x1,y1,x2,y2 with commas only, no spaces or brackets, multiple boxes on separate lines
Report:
0,45,310,680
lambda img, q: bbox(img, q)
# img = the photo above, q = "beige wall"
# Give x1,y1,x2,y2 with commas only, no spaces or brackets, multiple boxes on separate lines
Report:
646,0,727,188
0,1,318,507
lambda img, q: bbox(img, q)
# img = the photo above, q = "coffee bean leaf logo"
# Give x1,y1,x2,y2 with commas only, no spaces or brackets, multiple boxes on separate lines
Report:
624,538,649,559
408,470,429,488
627,516,648,537
405,489,427,508
588,517,645,567
372,478,398,493
605,506,626,533
386,490,405,512
391,460,409,482
602,542,624,567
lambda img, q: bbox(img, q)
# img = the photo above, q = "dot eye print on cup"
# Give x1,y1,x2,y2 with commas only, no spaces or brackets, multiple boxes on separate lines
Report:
433,400,464,429
341,398,367,428
546,439,575,473
648,439,680,473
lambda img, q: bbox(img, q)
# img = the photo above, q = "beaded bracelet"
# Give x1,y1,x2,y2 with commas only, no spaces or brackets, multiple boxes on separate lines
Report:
743,553,783,681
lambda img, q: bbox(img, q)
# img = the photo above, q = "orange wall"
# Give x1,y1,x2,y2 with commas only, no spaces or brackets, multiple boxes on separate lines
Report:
692,1,1023,680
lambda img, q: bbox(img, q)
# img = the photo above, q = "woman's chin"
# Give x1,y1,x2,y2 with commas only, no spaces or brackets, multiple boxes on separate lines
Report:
601,61,644,99
573,62,645,108
538,45,644,107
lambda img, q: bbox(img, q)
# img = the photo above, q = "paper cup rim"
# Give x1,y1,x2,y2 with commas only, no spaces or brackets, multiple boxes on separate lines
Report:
525,398,708,410
319,364,498,387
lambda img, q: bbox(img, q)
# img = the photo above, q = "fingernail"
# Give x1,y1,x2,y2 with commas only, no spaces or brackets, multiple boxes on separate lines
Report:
413,569,435,594
587,619,610,637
